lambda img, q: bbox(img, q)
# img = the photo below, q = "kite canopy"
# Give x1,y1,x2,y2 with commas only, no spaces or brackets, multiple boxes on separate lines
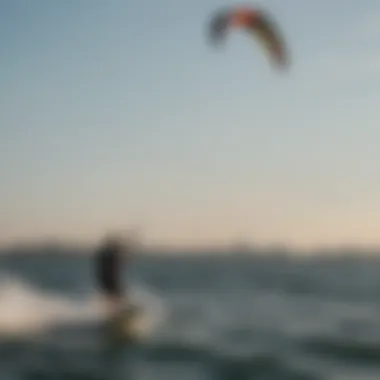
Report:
209,6,289,69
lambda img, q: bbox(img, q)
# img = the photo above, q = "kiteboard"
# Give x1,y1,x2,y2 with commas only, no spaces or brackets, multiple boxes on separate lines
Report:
105,304,145,343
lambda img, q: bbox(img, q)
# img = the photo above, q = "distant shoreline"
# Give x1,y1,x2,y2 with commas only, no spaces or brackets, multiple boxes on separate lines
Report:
0,240,379,258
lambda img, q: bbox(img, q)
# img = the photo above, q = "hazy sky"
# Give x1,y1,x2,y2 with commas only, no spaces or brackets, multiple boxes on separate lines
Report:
1,0,380,248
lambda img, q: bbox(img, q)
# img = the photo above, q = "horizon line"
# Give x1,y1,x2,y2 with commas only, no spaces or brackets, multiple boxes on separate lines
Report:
1,238,379,256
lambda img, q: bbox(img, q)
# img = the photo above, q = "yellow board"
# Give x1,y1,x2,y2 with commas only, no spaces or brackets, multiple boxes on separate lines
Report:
105,305,143,343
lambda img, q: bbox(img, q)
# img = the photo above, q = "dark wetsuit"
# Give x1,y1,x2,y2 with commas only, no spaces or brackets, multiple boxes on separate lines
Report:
95,241,123,298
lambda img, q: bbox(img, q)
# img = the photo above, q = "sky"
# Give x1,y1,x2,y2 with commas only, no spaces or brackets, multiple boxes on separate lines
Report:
1,0,380,249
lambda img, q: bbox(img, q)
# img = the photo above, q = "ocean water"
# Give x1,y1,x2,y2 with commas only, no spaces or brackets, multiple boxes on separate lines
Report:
0,251,380,380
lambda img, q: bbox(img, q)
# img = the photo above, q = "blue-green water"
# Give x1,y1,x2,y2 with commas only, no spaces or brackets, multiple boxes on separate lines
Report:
0,251,380,379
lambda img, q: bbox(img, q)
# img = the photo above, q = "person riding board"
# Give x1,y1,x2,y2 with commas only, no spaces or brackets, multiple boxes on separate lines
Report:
95,234,132,317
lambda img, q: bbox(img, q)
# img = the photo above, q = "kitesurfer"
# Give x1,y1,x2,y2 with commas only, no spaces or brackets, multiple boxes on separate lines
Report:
95,234,130,316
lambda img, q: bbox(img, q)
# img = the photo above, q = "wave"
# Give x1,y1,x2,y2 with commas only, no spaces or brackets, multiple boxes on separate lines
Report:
301,335,380,365
0,337,322,380
0,272,166,339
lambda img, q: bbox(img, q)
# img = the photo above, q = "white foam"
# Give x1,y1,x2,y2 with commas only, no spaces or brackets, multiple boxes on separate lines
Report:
0,272,167,339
